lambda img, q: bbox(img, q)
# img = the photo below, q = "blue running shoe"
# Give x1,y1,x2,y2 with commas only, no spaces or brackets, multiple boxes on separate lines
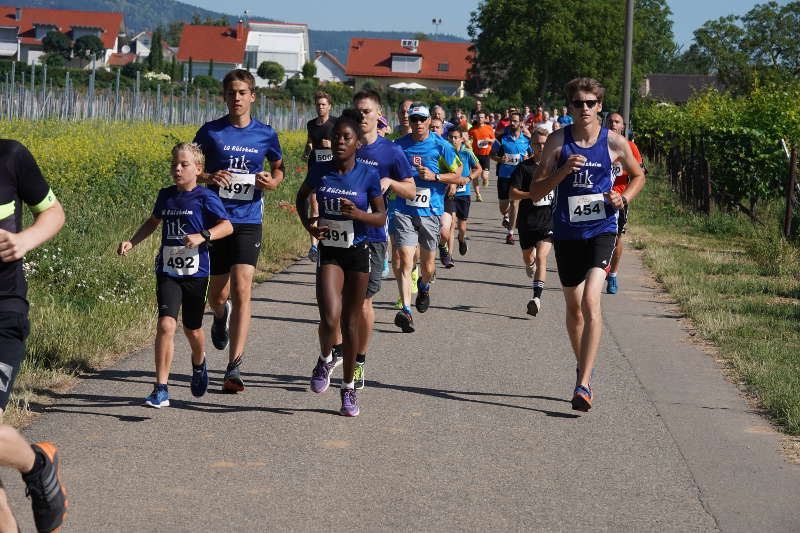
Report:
191,358,208,397
382,258,391,279
571,385,593,412
308,244,319,262
606,275,618,294
145,385,169,408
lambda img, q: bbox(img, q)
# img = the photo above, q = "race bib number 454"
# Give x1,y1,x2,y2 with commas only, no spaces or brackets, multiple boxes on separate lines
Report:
568,194,605,222
219,173,256,201
319,218,355,248
163,246,200,276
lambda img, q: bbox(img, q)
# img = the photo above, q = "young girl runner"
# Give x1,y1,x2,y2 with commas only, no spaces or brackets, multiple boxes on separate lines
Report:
118,143,232,407
295,109,386,416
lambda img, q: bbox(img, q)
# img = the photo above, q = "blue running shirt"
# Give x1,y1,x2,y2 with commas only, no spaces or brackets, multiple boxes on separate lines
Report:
552,126,618,240
152,185,230,278
455,146,479,197
193,117,283,225
356,136,414,243
394,133,459,217
493,132,533,179
304,161,382,247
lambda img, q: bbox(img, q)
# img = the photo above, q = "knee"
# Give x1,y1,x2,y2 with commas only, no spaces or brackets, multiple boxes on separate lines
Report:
156,318,177,336
320,313,338,333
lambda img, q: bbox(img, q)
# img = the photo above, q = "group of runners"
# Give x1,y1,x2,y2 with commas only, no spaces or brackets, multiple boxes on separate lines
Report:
0,70,644,531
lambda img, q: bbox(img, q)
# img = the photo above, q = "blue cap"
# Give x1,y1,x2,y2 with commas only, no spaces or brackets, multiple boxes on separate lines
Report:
408,105,430,118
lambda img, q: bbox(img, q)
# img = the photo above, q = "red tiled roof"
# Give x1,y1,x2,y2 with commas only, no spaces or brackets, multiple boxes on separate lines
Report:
345,38,472,81
249,20,308,27
108,52,135,66
176,24,247,64
314,50,346,72
0,6,123,49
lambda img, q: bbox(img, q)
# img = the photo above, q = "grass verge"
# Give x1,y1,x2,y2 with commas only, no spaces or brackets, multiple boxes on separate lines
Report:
627,165,800,435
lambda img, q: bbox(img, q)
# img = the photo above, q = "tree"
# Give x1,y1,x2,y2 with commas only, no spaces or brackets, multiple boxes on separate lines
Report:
257,61,285,87
413,32,429,42
302,60,316,80
146,29,164,72
191,14,230,26
73,35,104,66
188,56,193,80
208,58,214,77
163,22,184,47
41,31,71,67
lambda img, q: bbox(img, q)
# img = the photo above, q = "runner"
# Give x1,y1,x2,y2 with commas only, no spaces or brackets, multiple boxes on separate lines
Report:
0,138,67,533
606,112,646,295
295,109,386,416
431,105,454,136
468,111,495,199
396,99,413,137
530,77,645,411
430,119,463,270
447,125,482,257
509,127,553,317
303,90,338,263
491,111,532,245
193,69,284,392
351,90,415,388
118,143,233,407
392,104,461,332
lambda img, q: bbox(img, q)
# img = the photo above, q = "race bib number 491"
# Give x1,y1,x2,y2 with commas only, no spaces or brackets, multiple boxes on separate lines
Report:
319,218,355,248
219,173,256,201
568,193,605,222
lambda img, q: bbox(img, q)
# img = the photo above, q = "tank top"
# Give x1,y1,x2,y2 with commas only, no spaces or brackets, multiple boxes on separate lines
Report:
553,126,618,240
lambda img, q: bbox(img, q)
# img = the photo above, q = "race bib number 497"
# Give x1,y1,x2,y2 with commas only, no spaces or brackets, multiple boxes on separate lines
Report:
219,173,256,201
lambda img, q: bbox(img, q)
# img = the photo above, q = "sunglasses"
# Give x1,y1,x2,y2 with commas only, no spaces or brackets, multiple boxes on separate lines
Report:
409,116,428,123
572,99,599,109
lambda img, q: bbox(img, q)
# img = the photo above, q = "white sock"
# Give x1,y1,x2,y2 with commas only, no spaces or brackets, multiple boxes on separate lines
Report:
609,272,617,278
341,381,354,389
320,352,332,363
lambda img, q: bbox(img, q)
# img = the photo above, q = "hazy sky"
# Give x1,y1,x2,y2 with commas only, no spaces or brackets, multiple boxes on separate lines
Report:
184,1,789,49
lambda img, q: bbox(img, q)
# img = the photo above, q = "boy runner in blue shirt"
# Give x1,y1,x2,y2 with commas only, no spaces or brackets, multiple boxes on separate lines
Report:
492,112,533,245
530,78,645,412
446,126,482,259
193,69,284,393
118,143,232,407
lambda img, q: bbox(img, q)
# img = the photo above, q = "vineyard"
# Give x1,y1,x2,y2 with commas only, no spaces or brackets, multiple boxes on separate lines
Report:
0,120,307,409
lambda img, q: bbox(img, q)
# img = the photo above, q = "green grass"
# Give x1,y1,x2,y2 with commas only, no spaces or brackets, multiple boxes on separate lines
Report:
630,166,800,434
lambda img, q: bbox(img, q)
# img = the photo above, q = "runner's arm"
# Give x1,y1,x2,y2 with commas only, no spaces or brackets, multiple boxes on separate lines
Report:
295,184,326,240
0,200,65,262
302,135,313,161
118,216,160,255
529,133,581,202
383,177,416,200
339,195,387,228
608,134,645,206
508,166,528,201
183,218,233,248
256,158,284,191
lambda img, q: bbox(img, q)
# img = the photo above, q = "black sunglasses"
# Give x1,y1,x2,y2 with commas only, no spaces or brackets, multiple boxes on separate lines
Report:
409,116,428,123
572,99,599,109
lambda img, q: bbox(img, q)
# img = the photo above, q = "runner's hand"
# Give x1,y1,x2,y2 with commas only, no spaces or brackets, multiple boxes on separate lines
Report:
306,217,327,240
416,166,436,181
605,190,625,210
321,139,331,148
339,198,361,219
256,171,277,190
209,170,232,187
183,234,204,248
0,229,31,262
380,177,393,194
117,241,133,256
559,154,586,177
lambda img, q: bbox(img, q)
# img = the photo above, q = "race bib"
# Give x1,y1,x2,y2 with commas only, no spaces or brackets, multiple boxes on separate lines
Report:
162,246,200,276
320,218,355,248
456,183,468,193
477,139,491,149
406,187,431,208
568,194,606,222
533,191,554,207
315,149,333,163
611,161,623,178
219,173,256,201
505,153,521,165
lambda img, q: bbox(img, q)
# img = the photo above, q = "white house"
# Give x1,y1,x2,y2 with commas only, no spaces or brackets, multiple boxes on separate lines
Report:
313,50,347,83
244,20,309,86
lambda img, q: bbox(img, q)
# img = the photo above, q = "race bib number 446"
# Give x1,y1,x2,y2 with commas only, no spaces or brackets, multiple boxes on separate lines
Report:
219,173,256,201
320,218,355,248
568,194,605,222
162,246,200,276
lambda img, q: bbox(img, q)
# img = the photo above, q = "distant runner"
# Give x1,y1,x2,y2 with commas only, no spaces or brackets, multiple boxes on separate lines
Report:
491,112,533,245
304,90,338,263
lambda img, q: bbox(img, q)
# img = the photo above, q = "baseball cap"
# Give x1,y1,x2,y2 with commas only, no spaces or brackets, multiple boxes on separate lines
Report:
378,116,389,129
408,105,430,118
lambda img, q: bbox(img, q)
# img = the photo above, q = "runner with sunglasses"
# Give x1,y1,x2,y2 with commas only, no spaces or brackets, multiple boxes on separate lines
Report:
530,78,645,411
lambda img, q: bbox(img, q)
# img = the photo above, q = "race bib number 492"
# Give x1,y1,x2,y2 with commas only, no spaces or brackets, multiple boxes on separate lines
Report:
219,173,256,201
162,246,200,276
568,194,605,222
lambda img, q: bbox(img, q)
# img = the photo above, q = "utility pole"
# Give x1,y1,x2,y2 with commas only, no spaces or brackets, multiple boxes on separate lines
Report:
622,0,634,135
431,18,442,40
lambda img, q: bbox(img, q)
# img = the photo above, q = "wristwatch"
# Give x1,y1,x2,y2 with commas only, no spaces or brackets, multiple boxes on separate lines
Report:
434,174,440,182
201,230,212,242
621,195,628,208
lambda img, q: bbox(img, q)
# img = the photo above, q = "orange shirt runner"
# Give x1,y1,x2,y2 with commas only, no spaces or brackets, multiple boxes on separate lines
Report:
611,139,643,194
468,125,496,156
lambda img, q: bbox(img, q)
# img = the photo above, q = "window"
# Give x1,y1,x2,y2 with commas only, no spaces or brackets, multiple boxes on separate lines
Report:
391,54,421,73
437,63,449,72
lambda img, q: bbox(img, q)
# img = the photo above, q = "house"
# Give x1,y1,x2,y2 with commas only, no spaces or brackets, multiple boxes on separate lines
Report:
345,38,473,97
640,74,723,104
313,50,347,83
177,20,309,86
0,6,124,67
129,30,175,63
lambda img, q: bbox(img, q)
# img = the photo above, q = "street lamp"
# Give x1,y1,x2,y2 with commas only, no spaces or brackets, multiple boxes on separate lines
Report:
432,18,442,40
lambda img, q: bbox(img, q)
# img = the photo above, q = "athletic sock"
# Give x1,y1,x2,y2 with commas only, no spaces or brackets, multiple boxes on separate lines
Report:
609,272,617,278
341,381,355,390
25,447,46,475
356,353,366,364
332,343,343,357
320,352,332,364
402,305,412,314
533,280,544,299
418,281,431,292
156,383,168,391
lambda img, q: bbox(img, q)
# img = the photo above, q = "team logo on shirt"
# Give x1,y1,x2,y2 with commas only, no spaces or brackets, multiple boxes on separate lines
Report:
412,155,422,166
227,155,250,173
572,169,594,188
165,219,188,240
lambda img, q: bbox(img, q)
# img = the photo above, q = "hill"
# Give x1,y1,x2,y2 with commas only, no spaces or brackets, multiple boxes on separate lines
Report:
11,0,469,62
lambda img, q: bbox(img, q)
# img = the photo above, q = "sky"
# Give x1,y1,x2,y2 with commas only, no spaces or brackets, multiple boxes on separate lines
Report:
185,0,790,49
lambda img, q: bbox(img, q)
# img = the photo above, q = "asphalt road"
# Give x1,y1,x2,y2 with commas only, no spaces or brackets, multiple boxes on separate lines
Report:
6,194,799,532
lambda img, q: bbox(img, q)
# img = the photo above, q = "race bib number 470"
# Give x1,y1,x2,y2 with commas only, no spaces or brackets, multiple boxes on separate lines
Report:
162,246,200,276
568,194,605,222
320,218,355,248
406,187,431,208
219,173,256,201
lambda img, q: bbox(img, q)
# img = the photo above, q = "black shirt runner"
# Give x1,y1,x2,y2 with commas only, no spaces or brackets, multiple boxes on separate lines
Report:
509,158,553,234
306,116,337,167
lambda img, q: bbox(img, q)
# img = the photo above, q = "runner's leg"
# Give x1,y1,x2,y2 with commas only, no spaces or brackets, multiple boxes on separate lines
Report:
208,274,231,320
228,264,255,362
341,270,369,385
154,316,177,384
317,264,344,359
576,268,606,388
396,246,415,307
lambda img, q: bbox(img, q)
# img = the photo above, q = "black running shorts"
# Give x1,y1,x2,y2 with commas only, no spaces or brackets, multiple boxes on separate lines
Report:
156,274,209,330
476,155,490,171
497,178,512,200
319,241,370,274
0,311,29,411
366,241,387,298
454,196,471,221
617,204,629,235
444,196,457,214
518,229,553,250
210,223,262,275
553,233,617,287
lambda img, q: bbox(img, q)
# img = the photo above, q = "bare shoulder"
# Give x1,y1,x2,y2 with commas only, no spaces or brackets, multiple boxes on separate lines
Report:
607,130,629,151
